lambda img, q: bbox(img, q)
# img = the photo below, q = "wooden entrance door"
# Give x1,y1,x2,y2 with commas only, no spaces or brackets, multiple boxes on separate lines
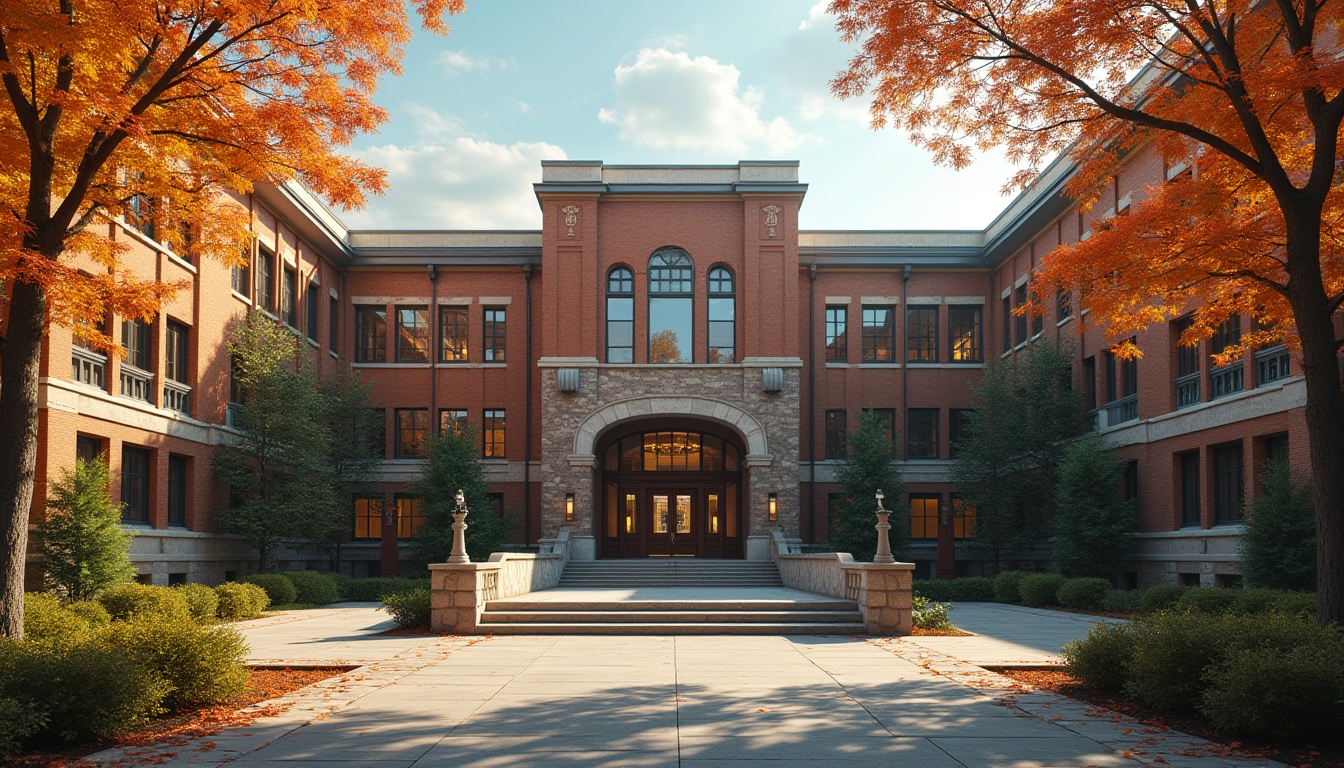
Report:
648,489,696,556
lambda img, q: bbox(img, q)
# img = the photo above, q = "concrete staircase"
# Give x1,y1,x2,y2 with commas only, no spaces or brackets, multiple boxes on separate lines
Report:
477,560,866,635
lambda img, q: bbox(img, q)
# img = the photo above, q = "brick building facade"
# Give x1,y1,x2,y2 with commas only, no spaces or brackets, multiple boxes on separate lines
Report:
21,157,1308,587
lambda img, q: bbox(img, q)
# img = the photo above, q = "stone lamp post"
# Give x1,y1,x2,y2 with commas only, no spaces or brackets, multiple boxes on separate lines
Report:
873,489,896,564
448,489,471,564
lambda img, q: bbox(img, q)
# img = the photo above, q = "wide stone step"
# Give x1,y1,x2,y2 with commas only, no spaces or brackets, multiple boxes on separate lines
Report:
483,610,863,624
557,578,783,585
474,622,867,635
486,599,857,612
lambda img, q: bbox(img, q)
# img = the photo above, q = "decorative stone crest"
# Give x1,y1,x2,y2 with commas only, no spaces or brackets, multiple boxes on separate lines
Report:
561,205,580,238
762,205,781,238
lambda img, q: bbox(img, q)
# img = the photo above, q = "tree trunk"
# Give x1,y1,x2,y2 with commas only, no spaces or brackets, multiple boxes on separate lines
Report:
1282,217,1344,626
0,280,49,639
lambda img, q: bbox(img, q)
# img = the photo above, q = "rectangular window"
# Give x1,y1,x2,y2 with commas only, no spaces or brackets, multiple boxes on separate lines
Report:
167,454,187,527
127,193,156,240
1030,288,1044,338
328,295,338,351
121,445,150,523
440,306,469,362
282,267,297,327
1057,290,1073,321
353,496,384,539
439,408,468,436
1180,451,1201,527
707,296,735,363
1083,356,1097,410
395,409,429,457
1104,351,1118,403
1122,352,1138,397
1013,284,1029,345
255,247,274,313
1123,460,1139,506
483,409,506,458
1213,444,1245,523
306,283,319,342
1001,295,1012,353
906,306,938,362
121,318,152,371
1210,317,1242,359
483,307,506,362
948,305,982,362
951,495,976,538
1265,434,1290,465
861,306,895,362
76,435,104,465
231,250,251,298
906,408,939,460
867,408,896,444
910,495,939,539
396,496,424,538
354,306,387,363
825,306,847,362
396,305,430,363
1175,316,1201,408
606,297,634,363
165,320,188,384
824,410,847,460
949,408,973,458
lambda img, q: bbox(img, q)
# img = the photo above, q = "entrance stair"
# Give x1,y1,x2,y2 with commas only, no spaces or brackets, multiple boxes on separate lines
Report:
477,561,866,635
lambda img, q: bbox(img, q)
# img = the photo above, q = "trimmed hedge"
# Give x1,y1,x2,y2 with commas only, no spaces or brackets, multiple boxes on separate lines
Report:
382,589,431,629
215,582,269,620
98,583,191,622
1019,574,1065,607
911,580,953,602
1175,587,1240,614
283,571,340,606
1139,584,1188,611
1200,643,1344,739
22,593,96,648
101,613,248,709
947,577,996,602
174,583,219,623
1063,621,1136,692
993,571,1031,603
240,573,297,606
342,577,429,602
1101,588,1143,612
1057,578,1110,610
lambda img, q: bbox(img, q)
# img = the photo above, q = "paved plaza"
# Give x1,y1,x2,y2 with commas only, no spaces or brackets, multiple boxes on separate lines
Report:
85,601,1285,768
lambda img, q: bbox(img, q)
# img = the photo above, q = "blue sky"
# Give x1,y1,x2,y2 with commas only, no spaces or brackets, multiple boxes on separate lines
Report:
339,1,1021,232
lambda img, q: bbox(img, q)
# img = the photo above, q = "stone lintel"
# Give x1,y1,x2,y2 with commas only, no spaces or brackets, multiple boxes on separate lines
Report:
743,453,775,467
538,356,601,368
567,454,599,468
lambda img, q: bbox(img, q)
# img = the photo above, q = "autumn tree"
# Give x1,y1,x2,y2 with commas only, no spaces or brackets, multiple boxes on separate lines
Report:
0,0,463,637
832,0,1344,623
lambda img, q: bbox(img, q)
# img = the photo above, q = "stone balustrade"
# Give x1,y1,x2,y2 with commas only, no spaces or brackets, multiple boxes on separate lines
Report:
429,529,570,633
770,531,914,635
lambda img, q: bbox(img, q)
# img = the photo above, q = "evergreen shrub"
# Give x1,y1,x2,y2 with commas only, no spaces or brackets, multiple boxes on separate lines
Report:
1101,588,1143,612
992,570,1031,603
98,583,191,622
0,696,46,756
100,614,248,709
22,593,95,647
214,582,269,620
65,600,110,628
1174,587,1239,614
1200,643,1344,739
1018,573,1065,606
342,577,428,601
283,571,340,605
382,589,431,629
174,583,220,623
1057,578,1110,610
947,577,995,602
240,573,297,605
912,580,953,602
1138,584,1187,611
1063,621,1137,692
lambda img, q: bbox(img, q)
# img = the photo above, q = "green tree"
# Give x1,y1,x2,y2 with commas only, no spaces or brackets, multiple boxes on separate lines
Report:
1240,460,1316,591
214,311,338,571
1053,433,1137,577
952,339,1086,569
37,458,135,601
410,425,513,564
830,409,905,562
313,368,378,567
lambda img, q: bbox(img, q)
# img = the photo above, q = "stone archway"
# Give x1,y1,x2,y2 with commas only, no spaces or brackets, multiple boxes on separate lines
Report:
570,395,772,463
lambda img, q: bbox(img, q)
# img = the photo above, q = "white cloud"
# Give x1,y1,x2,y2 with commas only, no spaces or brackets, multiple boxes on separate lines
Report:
799,1,830,30
342,138,566,229
438,50,516,75
404,104,469,137
599,48,805,155
775,5,871,128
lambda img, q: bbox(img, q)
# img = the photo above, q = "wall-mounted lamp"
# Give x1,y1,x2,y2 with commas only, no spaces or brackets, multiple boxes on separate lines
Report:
767,493,778,522
565,493,575,522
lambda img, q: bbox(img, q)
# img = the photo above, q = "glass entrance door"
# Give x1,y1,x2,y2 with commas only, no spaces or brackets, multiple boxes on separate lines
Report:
648,490,695,556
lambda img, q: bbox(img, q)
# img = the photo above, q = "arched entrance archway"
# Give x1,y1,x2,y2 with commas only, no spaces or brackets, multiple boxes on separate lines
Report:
596,420,746,558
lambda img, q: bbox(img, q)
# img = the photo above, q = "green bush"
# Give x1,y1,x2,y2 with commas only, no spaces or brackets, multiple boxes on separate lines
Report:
22,593,94,647
327,571,352,599
1239,459,1315,591
1063,621,1137,692
948,577,996,602
993,571,1031,603
911,580,954,602
1200,643,1344,739
97,582,191,622
382,588,431,629
912,596,952,630
240,573,297,605
0,695,47,756
1101,588,1143,612
215,582,270,620
342,577,429,602
175,583,220,623
0,638,168,743
100,614,248,709
37,457,135,602
1267,590,1317,617
1019,573,1065,607
1057,578,1110,610
1139,584,1188,611
1175,587,1239,614
65,600,110,628
283,571,340,605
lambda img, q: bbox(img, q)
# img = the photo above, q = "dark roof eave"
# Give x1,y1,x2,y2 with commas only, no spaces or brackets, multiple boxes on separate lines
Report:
254,183,354,265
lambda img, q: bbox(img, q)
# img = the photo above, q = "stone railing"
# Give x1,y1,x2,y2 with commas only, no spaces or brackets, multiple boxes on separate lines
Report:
770,531,914,635
429,529,570,633
163,379,191,415
120,364,154,403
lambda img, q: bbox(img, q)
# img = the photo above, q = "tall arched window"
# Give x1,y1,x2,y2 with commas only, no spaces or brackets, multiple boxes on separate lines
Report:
606,266,634,363
648,247,693,363
707,265,735,363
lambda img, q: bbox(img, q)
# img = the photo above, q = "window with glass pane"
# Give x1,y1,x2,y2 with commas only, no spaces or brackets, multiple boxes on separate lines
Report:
121,445,150,523
353,496,384,539
1180,451,1201,526
440,409,468,436
824,410,847,459
255,247,274,312
167,454,187,527
951,495,976,538
1213,444,1244,523
906,306,937,362
1014,284,1029,344
306,283,319,341
328,296,338,350
606,267,634,363
435,306,467,362
1210,317,1242,359
1030,288,1044,337
165,320,188,384
648,248,693,363
231,250,251,297
354,306,386,363
825,307,847,361
282,267,297,326
910,496,939,539
906,408,939,459
121,318,152,370
484,307,507,362
949,409,973,458
1265,434,1289,465
1001,295,1013,352
948,305,982,362
395,306,430,363
127,193,156,240
76,435,103,464
1175,316,1200,375
707,266,735,363
395,409,429,457
483,410,506,458
396,496,424,538
1122,352,1138,397
866,408,896,443
1057,290,1073,321
861,306,895,362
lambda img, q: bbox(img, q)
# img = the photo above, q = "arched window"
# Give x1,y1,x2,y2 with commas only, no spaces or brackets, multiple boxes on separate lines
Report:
707,265,735,363
648,247,693,363
606,266,634,363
